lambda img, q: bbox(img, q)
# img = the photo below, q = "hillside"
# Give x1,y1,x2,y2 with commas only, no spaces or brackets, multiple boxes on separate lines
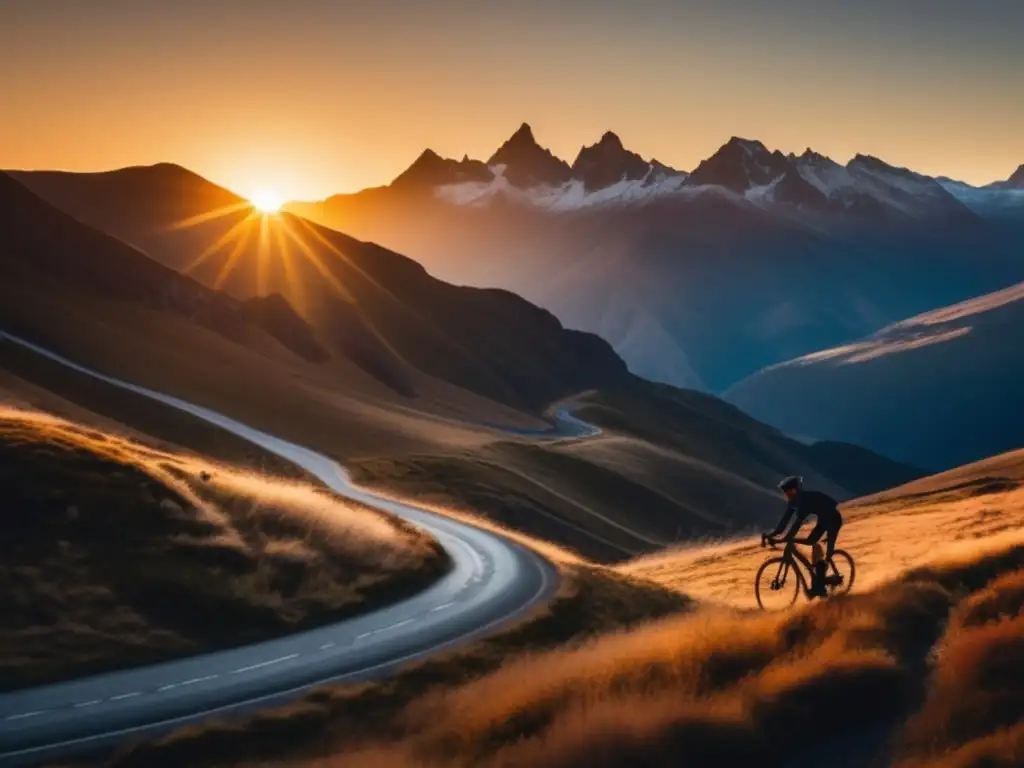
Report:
0,408,446,691
725,280,1024,471
0,172,326,365
282,127,1024,391
350,382,922,563
9,166,629,412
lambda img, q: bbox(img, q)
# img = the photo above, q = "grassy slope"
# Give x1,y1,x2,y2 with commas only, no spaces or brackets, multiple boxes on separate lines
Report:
624,449,1024,605
0,276,543,461
87,460,1024,768
349,386,923,565
0,408,448,692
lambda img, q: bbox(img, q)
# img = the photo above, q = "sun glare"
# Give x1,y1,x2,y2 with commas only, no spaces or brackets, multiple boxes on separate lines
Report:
251,188,283,214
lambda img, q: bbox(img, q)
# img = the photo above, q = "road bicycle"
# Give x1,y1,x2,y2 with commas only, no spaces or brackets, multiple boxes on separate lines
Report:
754,535,855,610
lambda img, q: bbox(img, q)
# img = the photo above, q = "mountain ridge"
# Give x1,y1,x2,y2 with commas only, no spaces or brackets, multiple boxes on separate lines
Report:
296,126,985,224
725,279,1024,470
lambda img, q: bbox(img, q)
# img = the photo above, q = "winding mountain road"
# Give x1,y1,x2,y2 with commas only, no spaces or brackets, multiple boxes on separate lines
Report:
0,332,599,766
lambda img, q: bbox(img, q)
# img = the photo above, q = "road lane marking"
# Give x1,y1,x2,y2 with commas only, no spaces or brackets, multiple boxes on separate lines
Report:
230,653,299,675
180,675,218,686
73,700,102,708
385,618,415,631
430,602,455,612
110,692,141,701
5,711,45,721
320,642,336,650
157,683,180,692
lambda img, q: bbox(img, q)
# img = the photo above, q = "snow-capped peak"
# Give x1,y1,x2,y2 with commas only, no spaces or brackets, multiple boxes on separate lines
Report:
487,123,572,188
390,125,979,221
687,136,789,192
571,130,652,191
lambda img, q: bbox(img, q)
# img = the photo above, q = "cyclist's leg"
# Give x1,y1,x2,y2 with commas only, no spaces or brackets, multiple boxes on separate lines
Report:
824,519,841,562
821,519,844,587
806,520,827,562
806,521,828,595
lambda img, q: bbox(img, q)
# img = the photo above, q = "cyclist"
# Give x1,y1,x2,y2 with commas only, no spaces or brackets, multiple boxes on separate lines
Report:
763,475,843,598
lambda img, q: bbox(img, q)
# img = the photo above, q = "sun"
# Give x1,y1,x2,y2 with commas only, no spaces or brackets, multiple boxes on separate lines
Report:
250,188,283,214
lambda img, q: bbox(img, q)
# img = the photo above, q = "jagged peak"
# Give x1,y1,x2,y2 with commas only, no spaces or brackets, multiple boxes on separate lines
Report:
508,122,538,146
724,136,770,155
650,158,685,176
488,122,572,187
392,147,490,188
798,148,830,163
414,148,442,163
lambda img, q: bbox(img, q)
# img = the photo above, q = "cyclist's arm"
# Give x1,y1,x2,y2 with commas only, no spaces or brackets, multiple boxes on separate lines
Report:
767,504,796,538
781,512,807,541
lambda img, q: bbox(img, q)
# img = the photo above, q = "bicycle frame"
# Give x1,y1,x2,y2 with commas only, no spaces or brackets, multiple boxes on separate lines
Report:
772,540,816,592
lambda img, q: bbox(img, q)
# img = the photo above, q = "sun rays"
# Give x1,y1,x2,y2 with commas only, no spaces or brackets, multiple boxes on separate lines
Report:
169,194,355,313
162,192,428,373
163,201,254,232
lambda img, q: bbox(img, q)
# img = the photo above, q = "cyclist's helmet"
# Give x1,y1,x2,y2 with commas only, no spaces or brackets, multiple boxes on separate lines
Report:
777,475,803,493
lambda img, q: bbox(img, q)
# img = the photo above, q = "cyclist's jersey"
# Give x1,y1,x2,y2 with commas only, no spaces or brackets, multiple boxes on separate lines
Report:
769,489,842,539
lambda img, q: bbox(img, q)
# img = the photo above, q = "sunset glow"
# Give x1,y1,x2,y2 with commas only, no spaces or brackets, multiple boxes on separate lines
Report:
2,2,1022,199
250,189,283,214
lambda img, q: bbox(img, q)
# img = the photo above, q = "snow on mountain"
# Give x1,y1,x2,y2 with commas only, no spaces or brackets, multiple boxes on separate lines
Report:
795,151,856,197
391,125,980,221
432,126,692,211
435,166,700,211
687,137,790,191
571,131,655,191
844,155,964,216
939,175,1024,219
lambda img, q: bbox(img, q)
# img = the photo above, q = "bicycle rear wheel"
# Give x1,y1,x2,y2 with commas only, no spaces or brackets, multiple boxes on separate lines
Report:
755,556,801,610
826,549,855,597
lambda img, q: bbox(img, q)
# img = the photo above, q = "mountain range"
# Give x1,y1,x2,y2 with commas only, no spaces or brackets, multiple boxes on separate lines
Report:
283,124,1024,393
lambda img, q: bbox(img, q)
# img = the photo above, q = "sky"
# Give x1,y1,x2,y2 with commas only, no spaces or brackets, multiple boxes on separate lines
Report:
2,0,1023,201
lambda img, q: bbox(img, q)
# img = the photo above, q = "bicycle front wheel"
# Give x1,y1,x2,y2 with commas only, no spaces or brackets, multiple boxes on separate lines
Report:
826,550,856,597
755,556,800,610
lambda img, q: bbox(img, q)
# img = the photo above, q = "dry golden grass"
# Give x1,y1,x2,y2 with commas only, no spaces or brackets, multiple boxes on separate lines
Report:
0,407,447,691
624,450,1024,605
274,538,1019,768
893,568,1024,768
84,452,1024,768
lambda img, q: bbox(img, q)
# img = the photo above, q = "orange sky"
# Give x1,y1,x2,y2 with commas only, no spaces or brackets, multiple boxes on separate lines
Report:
3,1,1022,201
